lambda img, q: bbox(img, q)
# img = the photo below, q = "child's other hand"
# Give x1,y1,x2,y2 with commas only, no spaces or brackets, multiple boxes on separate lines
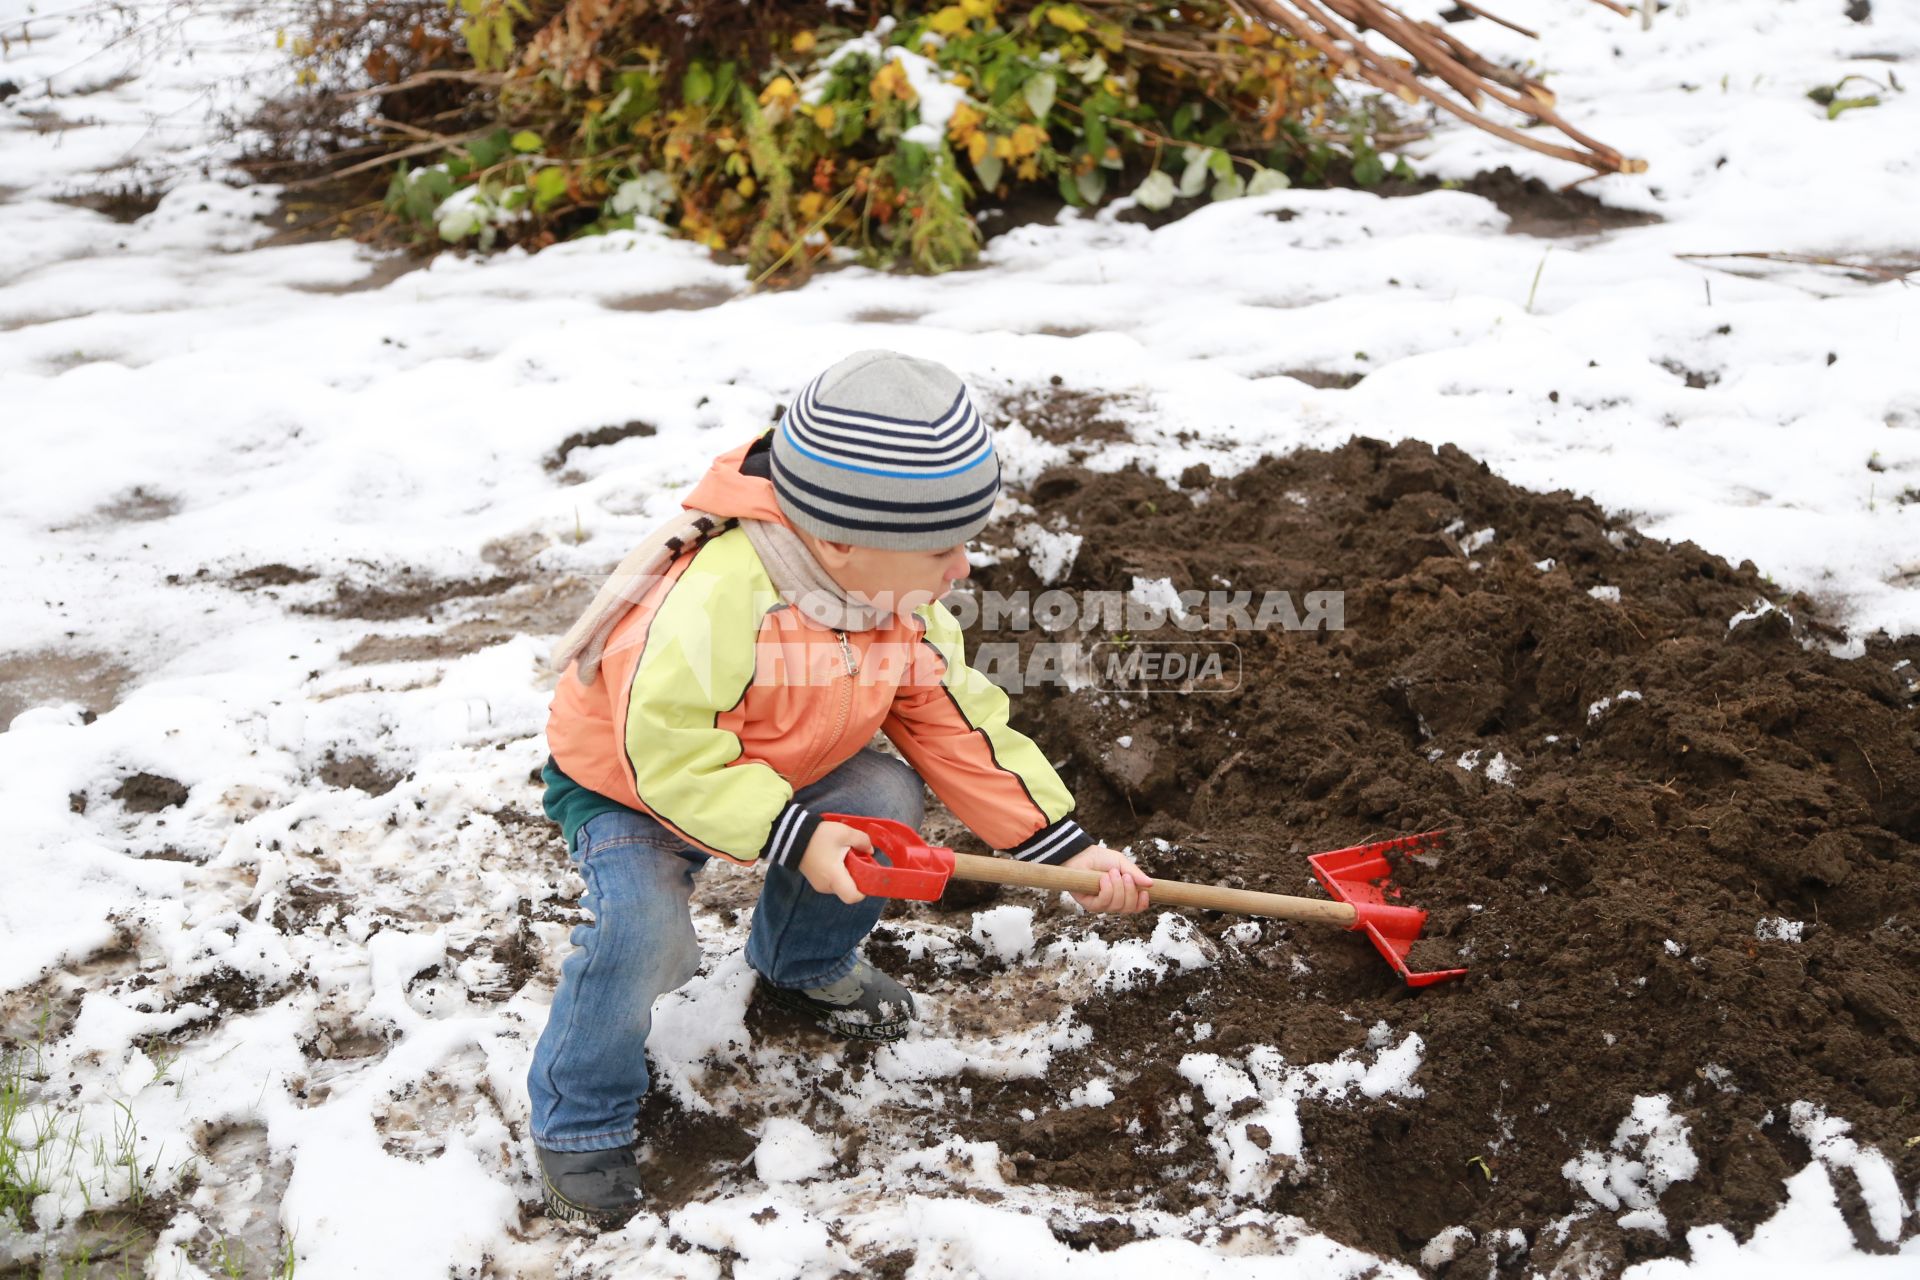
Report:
797,820,873,904
1062,846,1151,914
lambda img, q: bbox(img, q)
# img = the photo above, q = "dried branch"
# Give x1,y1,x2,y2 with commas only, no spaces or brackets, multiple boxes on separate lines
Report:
1677,252,1919,285
1242,0,1644,174
1450,0,1537,40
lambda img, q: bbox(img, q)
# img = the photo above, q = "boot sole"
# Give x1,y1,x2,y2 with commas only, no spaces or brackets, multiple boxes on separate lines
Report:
756,981,911,1043
543,1177,639,1229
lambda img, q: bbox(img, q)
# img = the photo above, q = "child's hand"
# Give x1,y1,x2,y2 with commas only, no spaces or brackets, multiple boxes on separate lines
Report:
797,820,874,904
1061,846,1152,914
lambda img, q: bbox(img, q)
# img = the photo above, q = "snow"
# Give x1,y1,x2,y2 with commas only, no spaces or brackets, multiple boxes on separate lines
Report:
1729,596,1783,630
4,0,1918,1274
1457,748,1519,785
1562,1095,1700,1237
1421,1225,1475,1268
970,904,1037,963
1788,1102,1911,1245
753,1117,837,1184
1012,521,1084,585
1755,916,1806,943
1589,689,1646,723
1627,1162,1920,1279
1050,912,1217,993
1127,576,1188,624
1179,1028,1427,1199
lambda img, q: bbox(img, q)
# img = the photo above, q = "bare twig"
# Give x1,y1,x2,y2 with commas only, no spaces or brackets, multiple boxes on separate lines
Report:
1676,251,1919,284
1451,0,1539,40
280,129,494,190
1244,0,1644,174
340,68,508,101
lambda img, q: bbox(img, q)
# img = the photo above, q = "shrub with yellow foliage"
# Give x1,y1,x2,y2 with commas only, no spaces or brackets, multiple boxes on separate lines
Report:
297,1,1398,279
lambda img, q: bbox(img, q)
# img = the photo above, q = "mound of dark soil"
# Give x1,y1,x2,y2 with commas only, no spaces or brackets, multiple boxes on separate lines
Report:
949,437,1919,1274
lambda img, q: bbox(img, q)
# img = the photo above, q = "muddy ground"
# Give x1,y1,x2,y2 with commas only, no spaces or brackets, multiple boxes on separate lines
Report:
15,423,1914,1277
430,428,1915,1275
892,436,1919,1275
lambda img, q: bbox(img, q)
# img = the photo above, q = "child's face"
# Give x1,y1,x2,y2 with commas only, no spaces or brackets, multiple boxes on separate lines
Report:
805,535,972,617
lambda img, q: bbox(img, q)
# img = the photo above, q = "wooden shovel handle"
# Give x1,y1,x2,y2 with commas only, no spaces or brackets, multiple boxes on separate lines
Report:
951,852,1358,928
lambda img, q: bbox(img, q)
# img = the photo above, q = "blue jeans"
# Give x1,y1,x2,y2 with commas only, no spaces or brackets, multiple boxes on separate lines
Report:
527,748,926,1152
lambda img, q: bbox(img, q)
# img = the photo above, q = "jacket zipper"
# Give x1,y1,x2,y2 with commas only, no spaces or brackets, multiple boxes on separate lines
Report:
799,630,858,783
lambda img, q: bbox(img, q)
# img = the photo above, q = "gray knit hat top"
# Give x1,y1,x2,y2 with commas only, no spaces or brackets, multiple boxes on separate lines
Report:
770,349,1001,551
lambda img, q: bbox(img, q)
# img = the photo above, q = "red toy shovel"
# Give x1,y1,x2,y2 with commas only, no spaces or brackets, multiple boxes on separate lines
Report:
825,814,1467,987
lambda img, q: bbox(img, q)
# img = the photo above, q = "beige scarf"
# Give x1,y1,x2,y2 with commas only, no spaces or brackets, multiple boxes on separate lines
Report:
552,511,890,686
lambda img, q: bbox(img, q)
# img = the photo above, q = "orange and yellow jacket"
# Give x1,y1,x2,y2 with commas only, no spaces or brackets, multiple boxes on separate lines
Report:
544,433,1095,871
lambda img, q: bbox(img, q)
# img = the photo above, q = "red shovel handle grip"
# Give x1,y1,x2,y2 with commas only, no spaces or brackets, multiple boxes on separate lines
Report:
822,812,955,902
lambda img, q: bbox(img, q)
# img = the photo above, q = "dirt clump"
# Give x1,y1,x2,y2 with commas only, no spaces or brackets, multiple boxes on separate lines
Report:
230,563,319,589
315,751,404,797
298,567,524,622
113,772,190,813
941,435,1919,1274
545,420,658,472
1374,165,1662,238
0,649,131,730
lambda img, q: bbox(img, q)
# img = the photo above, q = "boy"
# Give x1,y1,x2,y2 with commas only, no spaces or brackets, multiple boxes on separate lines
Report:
530,349,1151,1225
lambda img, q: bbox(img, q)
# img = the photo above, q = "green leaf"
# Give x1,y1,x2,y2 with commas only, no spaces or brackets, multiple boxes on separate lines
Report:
1171,102,1197,138
1179,150,1210,197
532,166,570,210
1827,94,1880,119
1083,110,1107,164
896,140,930,184
713,61,738,111
1023,72,1056,123
684,60,713,105
418,168,454,202
1352,147,1385,186
467,129,509,169
510,130,543,153
1246,167,1291,196
1075,167,1107,205
1058,168,1082,207
974,148,1004,192
404,183,438,222
1207,148,1234,180
1210,172,1245,202
1132,169,1176,211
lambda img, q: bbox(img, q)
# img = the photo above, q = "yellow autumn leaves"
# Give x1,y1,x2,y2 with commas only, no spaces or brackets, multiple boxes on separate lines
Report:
869,58,916,103
758,74,837,132
928,0,998,35
947,101,1047,185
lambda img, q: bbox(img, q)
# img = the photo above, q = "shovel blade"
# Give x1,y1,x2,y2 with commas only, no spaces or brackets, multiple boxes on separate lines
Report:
1309,831,1467,987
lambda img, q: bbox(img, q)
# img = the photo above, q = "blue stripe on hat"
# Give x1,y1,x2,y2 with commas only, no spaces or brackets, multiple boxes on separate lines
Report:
772,449,1001,513
779,417,992,479
776,484,1000,535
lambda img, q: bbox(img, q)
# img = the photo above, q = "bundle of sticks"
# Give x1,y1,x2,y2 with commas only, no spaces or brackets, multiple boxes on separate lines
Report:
1236,0,1646,176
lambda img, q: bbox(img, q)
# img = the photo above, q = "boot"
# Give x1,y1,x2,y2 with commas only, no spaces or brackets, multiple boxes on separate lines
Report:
537,1143,644,1227
755,957,916,1043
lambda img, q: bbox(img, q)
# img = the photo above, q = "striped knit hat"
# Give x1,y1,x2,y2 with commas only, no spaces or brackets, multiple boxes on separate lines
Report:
770,349,1001,551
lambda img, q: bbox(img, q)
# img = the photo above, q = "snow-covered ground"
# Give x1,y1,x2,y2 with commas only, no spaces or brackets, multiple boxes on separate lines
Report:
2,0,1917,1276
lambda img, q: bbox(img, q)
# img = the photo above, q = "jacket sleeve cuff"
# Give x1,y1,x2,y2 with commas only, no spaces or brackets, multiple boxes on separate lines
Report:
1007,817,1095,866
763,803,821,869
